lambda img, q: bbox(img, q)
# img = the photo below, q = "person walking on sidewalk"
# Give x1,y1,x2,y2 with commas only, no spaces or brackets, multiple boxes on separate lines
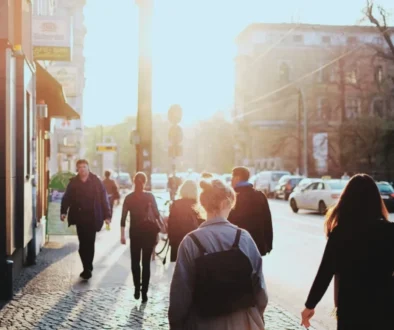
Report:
301,174,394,330
120,172,163,303
102,170,120,218
60,159,111,280
167,179,204,262
228,166,273,256
169,179,268,330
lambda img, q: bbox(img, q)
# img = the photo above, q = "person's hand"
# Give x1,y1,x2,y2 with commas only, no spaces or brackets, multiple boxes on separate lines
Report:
105,219,111,225
60,214,67,222
301,308,315,328
120,236,126,245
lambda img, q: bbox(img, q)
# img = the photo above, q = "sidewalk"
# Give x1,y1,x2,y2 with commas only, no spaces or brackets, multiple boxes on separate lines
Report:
0,205,312,329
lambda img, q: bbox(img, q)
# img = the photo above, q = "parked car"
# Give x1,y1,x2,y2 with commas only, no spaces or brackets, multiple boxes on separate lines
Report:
376,181,394,212
249,174,258,188
151,173,168,191
255,171,291,198
274,175,304,200
117,172,133,190
289,179,348,215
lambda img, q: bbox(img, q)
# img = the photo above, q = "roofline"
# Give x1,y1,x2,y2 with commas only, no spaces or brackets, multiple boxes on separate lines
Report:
236,23,394,44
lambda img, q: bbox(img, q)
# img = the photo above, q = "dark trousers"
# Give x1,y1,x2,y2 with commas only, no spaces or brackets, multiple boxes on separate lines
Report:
76,224,96,272
130,244,153,293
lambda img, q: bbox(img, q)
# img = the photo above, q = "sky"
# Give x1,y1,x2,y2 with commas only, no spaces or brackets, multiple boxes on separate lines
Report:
83,0,393,127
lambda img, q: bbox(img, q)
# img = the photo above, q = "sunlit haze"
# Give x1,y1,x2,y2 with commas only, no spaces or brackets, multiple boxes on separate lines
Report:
83,0,393,126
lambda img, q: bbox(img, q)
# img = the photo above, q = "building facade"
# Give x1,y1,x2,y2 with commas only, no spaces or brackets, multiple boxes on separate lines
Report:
1,0,37,299
234,23,394,178
0,0,81,300
33,0,87,175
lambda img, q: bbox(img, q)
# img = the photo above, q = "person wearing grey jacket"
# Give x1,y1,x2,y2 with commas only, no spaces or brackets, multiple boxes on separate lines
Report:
169,179,268,330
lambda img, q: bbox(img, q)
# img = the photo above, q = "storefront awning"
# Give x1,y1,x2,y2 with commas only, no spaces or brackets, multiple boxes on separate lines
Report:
35,61,80,120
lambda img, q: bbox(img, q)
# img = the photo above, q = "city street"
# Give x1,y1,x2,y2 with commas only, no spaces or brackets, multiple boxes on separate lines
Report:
0,190,392,329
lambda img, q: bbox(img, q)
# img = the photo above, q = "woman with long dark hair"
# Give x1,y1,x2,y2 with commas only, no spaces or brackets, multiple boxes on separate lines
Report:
301,174,394,329
120,172,162,303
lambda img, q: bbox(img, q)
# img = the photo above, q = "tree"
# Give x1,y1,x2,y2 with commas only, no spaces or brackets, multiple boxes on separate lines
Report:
364,1,394,62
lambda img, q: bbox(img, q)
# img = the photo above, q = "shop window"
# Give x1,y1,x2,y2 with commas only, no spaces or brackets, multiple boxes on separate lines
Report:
26,92,32,176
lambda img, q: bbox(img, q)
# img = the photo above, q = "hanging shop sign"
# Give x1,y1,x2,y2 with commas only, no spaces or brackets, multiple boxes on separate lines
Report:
32,15,72,61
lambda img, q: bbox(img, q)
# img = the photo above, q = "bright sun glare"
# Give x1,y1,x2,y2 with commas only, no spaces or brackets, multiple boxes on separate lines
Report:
82,0,394,127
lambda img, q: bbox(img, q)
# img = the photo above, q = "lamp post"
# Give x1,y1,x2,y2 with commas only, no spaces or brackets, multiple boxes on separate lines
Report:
135,0,153,189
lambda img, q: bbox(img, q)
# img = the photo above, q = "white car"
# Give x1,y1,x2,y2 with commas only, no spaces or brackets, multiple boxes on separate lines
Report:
151,173,168,191
289,179,348,214
255,171,291,198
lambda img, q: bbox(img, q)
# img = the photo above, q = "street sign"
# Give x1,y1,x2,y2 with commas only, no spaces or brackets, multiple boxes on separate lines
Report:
168,104,183,125
168,124,183,144
96,144,117,153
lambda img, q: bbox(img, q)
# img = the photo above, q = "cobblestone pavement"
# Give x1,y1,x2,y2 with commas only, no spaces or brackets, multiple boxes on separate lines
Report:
0,204,315,330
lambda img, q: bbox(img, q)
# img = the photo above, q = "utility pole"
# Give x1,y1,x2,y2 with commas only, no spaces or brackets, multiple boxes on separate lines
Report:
135,0,153,190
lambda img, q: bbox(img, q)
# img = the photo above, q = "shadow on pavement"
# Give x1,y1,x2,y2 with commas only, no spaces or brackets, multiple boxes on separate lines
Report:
13,240,79,294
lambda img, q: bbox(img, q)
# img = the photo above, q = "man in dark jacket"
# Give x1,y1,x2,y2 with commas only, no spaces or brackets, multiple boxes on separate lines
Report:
228,166,273,256
61,159,111,280
102,170,120,218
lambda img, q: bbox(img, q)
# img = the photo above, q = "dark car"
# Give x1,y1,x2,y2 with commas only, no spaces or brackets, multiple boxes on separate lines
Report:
274,175,303,201
377,182,394,212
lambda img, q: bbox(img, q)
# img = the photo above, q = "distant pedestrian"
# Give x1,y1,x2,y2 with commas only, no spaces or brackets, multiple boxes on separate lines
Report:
301,174,394,330
61,159,111,280
102,170,120,218
228,166,273,256
168,172,182,201
121,172,164,303
167,179,204,262
341,172,350,180
169,179,268,329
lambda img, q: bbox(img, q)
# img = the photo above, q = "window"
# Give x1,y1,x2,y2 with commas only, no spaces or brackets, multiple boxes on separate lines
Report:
371,98,385,118
373,36,384,46
279,62,290,83
346,98,361,118
322,36,331,44
345,66,358,84
375,65,383,85
26,92,32,176
318,98,331,120
293,35,304,43
347,36,358,45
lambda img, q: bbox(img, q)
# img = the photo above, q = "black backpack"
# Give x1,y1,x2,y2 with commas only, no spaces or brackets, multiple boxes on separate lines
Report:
189,228,256,318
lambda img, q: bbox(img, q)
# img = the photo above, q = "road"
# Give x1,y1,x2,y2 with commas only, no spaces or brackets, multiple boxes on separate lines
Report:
264,199,394,330
153,190,394,330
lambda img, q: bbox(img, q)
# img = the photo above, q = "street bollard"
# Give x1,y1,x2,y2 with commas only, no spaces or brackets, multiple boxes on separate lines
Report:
0,259,14,301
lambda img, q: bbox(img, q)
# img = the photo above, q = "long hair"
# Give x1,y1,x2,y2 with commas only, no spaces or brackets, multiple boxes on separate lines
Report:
324,174,389,237
177,179,198,201
133,172,147,193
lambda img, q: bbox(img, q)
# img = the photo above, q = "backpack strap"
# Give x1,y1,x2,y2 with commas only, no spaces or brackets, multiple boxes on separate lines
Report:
189,233,207,255
232,229,242,248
